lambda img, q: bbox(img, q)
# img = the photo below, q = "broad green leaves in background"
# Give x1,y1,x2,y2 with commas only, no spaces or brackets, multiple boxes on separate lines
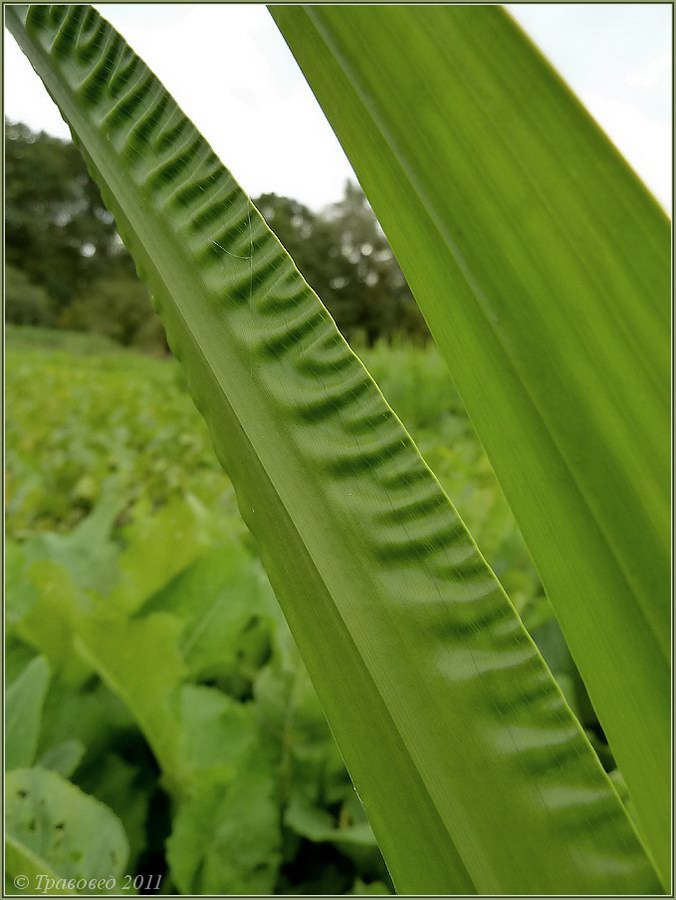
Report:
6,657,51,770
141,542,277,682
6,3,666,894
7,327,490,891
271,5,670,882
166,688,281,894
6,768,128,894
6,431,387,894
75,612,187,786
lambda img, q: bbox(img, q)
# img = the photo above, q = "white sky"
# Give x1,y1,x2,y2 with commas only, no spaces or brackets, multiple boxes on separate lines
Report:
3,3,673,212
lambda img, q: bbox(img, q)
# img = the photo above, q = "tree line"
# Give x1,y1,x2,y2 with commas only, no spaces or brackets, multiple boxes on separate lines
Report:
5,119,428,350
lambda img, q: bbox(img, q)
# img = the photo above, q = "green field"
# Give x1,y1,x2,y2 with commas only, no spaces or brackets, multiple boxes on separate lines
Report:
5,327,606,895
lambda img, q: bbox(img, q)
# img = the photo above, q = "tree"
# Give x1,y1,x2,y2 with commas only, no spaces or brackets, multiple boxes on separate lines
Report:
255,183,428,343
5,264,56,326
5,119,160,345
62,277,166,352
6,120,426,346
5,120,124,307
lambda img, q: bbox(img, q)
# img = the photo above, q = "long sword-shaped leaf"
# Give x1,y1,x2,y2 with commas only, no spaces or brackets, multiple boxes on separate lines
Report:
7,5,660,893
271,5,671,882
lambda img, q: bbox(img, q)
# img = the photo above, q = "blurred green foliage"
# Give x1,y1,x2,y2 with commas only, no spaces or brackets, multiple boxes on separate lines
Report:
5,327,613,894
5,120,426,349
5,265,57,327
257,184,428,343
5,121,125,303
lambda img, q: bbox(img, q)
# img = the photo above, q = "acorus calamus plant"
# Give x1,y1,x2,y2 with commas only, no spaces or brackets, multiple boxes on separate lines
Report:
6,4,670,894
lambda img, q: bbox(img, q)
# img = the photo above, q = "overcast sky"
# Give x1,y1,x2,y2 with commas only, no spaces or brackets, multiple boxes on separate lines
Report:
4,3,672,212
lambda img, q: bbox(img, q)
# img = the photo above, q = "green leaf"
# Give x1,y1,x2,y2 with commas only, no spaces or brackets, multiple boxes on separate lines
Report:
176,684,260,784
141,541,278,681
5,767,128,893
7,5,659,893
253,639,344,807
38,678,133,771
107,495,225,615
285,793,375,848
74,612,185,787
167,761,281,894
74,611,258,798
271,5,670,881
37,740,86,779
26,478,122,596
6,656,51,770
5,637,38,685
167,686,282,893
6,556,91,685
77,753,152,872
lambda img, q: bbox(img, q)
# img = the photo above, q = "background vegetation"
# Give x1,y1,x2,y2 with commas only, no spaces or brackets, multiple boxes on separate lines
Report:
5,119,427,350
